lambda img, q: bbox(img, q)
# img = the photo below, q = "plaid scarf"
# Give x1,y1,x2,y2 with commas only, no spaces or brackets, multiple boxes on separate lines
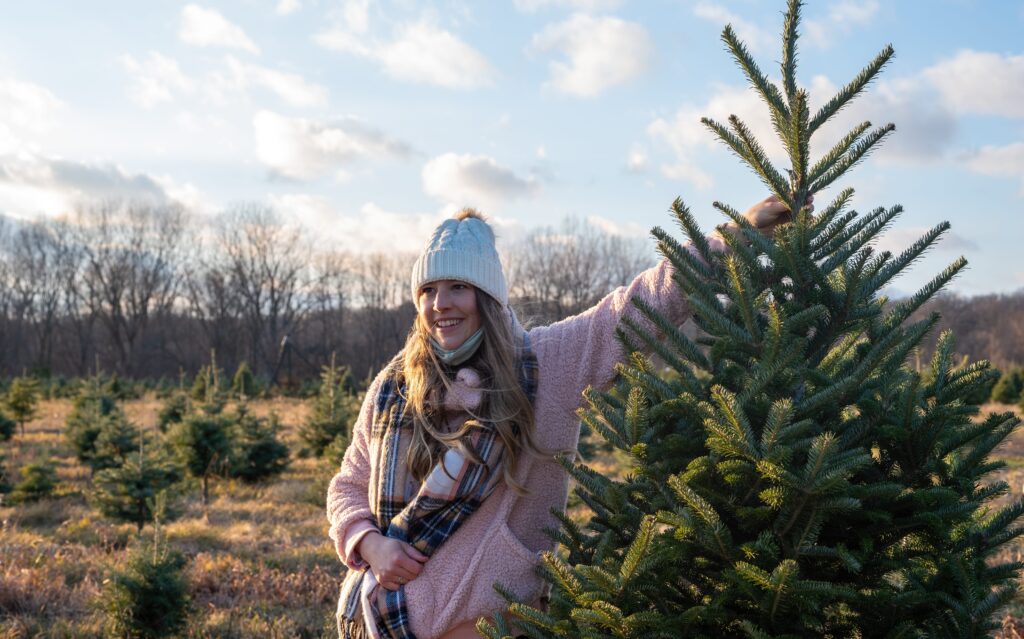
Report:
339,331,538,639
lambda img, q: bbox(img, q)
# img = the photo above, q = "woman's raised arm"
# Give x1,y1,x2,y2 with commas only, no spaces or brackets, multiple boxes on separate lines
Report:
529,195,798,410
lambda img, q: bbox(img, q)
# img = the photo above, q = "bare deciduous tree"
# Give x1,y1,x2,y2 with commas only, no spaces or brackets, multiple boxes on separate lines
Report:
76,201,186,375
217,204,310,376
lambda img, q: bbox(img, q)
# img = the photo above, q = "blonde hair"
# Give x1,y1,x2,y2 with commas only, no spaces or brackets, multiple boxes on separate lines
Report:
400,287,545,495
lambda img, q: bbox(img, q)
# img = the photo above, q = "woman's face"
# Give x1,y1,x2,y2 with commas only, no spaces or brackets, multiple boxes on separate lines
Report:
417,280,482,350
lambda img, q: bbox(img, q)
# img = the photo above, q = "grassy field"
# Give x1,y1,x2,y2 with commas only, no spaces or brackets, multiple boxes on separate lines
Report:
1,398,340,639
2,398,1024,638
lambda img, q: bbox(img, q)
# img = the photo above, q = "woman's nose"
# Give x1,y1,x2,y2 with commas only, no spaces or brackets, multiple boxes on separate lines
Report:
432,289,450,310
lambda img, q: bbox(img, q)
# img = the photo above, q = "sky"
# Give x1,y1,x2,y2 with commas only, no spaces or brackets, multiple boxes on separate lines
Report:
0,0,1022,295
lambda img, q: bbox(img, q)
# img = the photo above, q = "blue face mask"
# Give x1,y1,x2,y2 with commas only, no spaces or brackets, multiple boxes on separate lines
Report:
430,328,484,366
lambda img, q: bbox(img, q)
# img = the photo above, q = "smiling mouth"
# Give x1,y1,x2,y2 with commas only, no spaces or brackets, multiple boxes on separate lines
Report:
435,318,463,329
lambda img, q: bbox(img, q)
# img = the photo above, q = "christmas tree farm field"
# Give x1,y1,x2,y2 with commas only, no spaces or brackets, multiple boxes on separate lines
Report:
1,397,343,639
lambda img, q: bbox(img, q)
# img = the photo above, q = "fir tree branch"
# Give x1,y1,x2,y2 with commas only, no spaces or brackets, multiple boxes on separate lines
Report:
630,296,711,370
781,0,803,101
813,205,890,262
619,314,699,387
713,200,780,258
652,226,717,283
881,257,966,330
702,116,759,174
671,198,714,264
729,115,793,206
819,206,902,274
807,121,871,185
787,89,811,187
867,221,951,295
809,187,855,237
724,255,761,340
721,24,791,128
810,123,896,193
809,44,894,133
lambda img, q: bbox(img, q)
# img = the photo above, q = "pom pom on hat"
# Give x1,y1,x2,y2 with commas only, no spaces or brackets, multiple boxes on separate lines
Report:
410,208,508,306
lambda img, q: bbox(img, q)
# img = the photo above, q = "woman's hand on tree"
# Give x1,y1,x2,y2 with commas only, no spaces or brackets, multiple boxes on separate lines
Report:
358,532,428,591
717,193,814,242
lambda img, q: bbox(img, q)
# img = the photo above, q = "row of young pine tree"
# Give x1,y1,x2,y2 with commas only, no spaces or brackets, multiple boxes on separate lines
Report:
0,356,362,637
0,355,361,524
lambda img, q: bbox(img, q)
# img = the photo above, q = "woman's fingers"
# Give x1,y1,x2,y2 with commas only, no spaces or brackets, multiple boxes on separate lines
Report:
395,554,424,577
402,543,429,563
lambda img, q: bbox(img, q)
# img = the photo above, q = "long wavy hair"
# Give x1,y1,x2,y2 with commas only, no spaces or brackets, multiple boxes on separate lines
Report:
400,275,546,496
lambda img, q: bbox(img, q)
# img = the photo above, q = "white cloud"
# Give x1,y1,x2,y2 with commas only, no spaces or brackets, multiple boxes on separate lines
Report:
875,226,979,256
805,0,880,49
316,21,495,90
342,0,371,33
644,70,958,190
922,50,1024,119
513,0,623,11
422,153,539,208
536,145,547,159
964,142,1024,194
626,145,648,173
0,77,62,155
0,153,183,218
586,214,648,237
530,14,652,97
121,52,195,108
692,2,773,52
276,0,301,15
271,194,446,253
180,4,260,54
225,57,328,107
253,110,411,181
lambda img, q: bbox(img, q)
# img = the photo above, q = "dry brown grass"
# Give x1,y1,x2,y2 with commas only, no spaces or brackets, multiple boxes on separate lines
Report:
0,395,340,639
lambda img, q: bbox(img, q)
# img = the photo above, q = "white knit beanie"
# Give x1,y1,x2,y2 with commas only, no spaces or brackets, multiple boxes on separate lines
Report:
410,208,508,307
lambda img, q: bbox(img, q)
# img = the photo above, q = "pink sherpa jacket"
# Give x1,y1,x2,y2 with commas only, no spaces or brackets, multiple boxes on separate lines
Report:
326,239,719,638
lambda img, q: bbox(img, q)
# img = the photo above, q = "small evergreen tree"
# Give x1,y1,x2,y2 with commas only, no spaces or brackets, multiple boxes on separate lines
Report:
169,411,231,506
102,501,190,639
484,3,1024,638
10,459,57,503
91,413,142,473
65,377,122,472
93,449,181,532
0,408,14,441
991,367,1024,404
228,402,289,482
156,392,189,433
0,452,11,495
299,356,358,456
104,372,130,400
231,361,258,400
5,376,40,437
190,350,226,412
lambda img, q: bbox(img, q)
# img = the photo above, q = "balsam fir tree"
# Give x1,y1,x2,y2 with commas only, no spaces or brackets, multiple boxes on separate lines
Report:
483,3,1023,638
299,354,358,457
92,442,181,532
65,374,119,470
5,376,39,437
228,401,289,482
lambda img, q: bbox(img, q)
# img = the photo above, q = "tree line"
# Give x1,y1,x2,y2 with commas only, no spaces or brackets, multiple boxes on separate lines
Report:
0,201,654,383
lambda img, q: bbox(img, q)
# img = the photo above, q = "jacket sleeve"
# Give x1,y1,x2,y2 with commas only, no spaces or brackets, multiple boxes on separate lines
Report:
326,371,386,567
529,235,725,409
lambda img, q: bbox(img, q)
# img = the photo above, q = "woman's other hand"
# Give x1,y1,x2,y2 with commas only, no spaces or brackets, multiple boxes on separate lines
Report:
744,193,814,237
358,532,428,591
717,193,814,242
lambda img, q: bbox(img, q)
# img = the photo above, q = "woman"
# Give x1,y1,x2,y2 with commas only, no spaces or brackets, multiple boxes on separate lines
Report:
327,196,796,638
